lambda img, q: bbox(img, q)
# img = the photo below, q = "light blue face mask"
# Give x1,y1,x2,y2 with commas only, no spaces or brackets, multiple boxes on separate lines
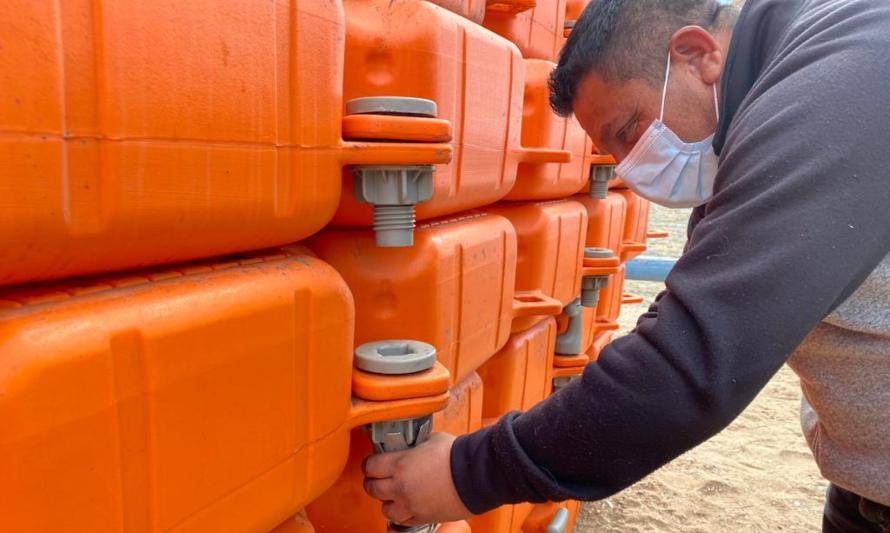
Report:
615,53,720,209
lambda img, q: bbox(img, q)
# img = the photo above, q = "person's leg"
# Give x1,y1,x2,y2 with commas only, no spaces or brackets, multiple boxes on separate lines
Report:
823,484,883,533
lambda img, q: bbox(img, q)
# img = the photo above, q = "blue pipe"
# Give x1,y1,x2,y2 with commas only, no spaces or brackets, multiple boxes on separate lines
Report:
625,256,677,282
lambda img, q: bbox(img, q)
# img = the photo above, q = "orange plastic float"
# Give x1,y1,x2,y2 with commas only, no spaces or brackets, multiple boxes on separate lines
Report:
472,318,557,533
484,0,568,61
0,0,453,286
505,60,593,201
312,213,562,386
574,192,628,257
335,0,537,228
0,250,363,532
477,317,557,422
483,200,588,333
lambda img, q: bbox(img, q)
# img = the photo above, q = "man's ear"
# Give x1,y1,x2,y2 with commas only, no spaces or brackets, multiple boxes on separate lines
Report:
668,26,723,85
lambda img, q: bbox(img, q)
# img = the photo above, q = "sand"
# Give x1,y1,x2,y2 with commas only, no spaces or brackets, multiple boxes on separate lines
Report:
575,205,827,532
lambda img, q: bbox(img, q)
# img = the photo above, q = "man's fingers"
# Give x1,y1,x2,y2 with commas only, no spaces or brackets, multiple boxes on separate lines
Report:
362,451,401,479
382,500,414,525
363,477,404,501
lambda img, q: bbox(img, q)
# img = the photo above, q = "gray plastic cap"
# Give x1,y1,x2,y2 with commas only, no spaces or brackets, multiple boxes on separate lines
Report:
346,96,438,118
585,247,613,259
354,340,437,375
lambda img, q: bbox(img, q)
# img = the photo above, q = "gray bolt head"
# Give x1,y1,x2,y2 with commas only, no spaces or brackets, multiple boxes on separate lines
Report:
354,340,437,375
585,247,613,259
346,96,438,118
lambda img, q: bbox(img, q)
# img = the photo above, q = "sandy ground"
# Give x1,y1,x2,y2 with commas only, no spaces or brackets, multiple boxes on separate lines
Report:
575,205,827,532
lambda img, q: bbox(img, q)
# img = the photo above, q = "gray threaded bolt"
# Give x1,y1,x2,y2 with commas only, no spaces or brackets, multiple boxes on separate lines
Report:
374,205,416,248
589,165,615,199
353,165,434,248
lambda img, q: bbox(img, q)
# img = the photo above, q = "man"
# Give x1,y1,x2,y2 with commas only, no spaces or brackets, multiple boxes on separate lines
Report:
362,0,890,530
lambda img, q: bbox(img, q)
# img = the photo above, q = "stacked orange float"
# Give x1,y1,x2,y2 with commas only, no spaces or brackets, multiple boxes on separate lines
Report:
0,1,651,531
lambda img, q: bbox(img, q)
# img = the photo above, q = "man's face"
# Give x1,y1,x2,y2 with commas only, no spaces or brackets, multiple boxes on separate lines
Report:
570,27,732,162
572,68,719,162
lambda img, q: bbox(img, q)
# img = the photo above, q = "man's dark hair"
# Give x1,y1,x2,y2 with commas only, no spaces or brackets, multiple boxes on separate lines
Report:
549,0,739,116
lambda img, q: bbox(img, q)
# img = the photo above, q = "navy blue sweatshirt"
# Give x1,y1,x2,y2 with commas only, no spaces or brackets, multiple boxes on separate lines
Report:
450,0,890,514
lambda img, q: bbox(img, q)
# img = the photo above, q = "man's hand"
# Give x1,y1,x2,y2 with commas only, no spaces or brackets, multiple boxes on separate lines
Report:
362,432,472,525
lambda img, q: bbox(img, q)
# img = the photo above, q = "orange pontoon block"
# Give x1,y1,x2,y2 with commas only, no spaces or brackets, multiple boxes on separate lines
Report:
505,60,592,201
574,192,627,258
307,373,481,533
483,201,588,332
484,0,568,61
0,0,453,285
0,251,340,530
471,318,556,533
477,317,557,421
337,0,561,227
313,213,562,387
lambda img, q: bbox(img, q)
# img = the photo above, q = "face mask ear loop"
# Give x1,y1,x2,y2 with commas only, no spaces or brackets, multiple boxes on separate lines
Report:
713,84,720,122
659,52,672,122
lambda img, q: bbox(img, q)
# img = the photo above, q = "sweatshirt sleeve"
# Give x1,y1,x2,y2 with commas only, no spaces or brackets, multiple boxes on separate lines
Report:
450,6,890,514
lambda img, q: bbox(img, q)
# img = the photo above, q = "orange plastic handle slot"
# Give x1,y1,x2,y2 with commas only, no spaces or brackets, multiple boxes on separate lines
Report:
646,230,671,239
622,292,645,305
519,146,573,164
512,290,564,319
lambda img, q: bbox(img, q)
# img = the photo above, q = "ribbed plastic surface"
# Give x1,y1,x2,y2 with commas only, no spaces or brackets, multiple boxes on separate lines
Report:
334,0,525,225
0,0,345,285
506,60,593,201
0,250,355,532
313,213,517,385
